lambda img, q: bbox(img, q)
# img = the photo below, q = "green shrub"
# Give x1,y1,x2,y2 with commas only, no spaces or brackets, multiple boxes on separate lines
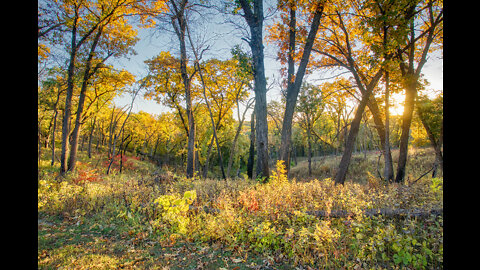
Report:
152,190,196,235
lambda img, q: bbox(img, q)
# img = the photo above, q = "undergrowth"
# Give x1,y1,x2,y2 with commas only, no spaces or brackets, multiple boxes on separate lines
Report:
38,150,443,269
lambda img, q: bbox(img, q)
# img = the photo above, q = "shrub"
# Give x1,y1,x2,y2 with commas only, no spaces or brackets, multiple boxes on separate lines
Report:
152,190,197,235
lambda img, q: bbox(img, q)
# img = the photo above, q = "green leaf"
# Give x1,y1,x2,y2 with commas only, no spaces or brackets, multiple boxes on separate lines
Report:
393,254,401,264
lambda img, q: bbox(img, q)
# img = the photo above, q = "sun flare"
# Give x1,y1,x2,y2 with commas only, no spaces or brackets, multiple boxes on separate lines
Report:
389,93,405,116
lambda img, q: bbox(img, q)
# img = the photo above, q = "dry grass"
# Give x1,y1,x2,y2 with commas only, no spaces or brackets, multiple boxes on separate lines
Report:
290,147,441,184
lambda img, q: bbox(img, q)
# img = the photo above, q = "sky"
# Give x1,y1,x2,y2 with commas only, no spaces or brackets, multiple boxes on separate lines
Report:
110,17,443,120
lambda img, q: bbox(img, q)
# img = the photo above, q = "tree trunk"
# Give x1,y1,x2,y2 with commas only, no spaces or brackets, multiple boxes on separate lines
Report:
279,5,324,173
87,116,96,159
247,107,256,179
50,101,60,166
105,82,141,175
106,134,117,175
394,8,437,182
171,0,195,178
307,119,313,177
239,0,269,180
418,109,443,177
203,133,215,179
59,18,79,175
335,71,383,185
67,27,103,172
383,71,394,182
395,79,417,183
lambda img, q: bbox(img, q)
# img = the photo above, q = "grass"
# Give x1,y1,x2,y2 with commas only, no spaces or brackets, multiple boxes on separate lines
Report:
38,147,443,269
290,147,442,184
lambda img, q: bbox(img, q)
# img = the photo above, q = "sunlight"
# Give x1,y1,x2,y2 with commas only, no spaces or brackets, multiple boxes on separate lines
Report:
389,92,405,116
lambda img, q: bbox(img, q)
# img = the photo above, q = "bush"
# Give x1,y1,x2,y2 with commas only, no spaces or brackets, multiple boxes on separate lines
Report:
38,152,443,269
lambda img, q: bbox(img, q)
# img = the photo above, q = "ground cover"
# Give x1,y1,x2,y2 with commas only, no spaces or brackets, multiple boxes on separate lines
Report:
38,148,443,269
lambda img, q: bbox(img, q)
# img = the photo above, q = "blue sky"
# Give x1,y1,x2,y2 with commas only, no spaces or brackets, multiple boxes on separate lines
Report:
110,21,443,119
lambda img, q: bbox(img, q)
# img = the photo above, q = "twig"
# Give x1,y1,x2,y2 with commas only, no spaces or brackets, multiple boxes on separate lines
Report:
410,166,435,185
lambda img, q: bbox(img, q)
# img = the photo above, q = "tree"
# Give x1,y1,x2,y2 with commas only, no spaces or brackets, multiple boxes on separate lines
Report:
227,46,255,178
296,82,324,177
269,0,326,173
144,51,195,136
237,0,270,180
393,0,443,182
195,58,252,179
311,1,385,184
168,0,199,178
416,93,443,177
106,78,145,174
44,0,166,176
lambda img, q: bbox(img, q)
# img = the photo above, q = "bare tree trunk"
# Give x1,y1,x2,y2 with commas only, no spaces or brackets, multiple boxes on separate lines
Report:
194,62,226,180
307,119,313,177
418,109,443,177
68,27,103,172
203,135,215,179
383,71,394,182
279,4,324,173
335,71,383,185
59,15,79,175
106,79,143,175
247,107,256,180
239,0,270,180
50,91,62,166
395,79,417,183
87,116,96,159
106,134,117,175
394,5,438,182
170,0,196,178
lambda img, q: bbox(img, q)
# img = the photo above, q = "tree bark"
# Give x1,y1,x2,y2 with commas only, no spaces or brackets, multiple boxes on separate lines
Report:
247,107,256,179
59,2,106,176
68,27,103,172
395,75,417,183
170,0,196,178
335,70,383,185
394,4,439,182
59,10,80,175
87,116,96,159
50,90,62,166
279,4,324,173
239,0,270,180
383,71,394,182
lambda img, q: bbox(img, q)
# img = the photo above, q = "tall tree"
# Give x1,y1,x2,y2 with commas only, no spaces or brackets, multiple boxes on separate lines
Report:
270,0,326,173
168,0,198,178
48,0,165,176
297,82,324,177
394,0,443,182
237,0,270,180
311,1,386,184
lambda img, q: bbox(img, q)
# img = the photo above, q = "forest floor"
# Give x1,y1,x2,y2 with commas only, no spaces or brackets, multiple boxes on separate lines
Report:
38,147,443,269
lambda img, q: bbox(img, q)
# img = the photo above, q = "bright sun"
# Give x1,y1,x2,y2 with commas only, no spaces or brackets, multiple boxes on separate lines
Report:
389,92,405,116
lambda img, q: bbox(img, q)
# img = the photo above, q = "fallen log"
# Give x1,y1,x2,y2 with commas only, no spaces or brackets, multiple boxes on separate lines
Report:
305,208,443,218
